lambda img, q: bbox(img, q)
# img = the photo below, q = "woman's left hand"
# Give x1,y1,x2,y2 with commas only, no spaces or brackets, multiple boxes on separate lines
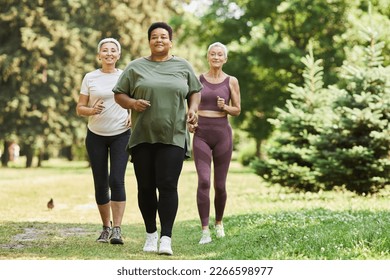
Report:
187,109,198,125
125,114,132,128
188,123,198,133
217,96,226,111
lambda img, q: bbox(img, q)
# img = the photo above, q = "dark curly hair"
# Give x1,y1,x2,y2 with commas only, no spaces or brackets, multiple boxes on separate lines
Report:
148,22,173,41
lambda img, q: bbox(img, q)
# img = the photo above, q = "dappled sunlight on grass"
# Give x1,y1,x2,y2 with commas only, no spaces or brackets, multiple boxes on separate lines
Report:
0,159,389,259
220,209,389,260
0,210,388,260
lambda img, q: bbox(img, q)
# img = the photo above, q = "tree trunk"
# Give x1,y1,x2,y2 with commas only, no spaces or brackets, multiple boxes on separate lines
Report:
37,150,43,167
25,145,35,168
255,139,262,159
64,145,73,161
1,141,10,167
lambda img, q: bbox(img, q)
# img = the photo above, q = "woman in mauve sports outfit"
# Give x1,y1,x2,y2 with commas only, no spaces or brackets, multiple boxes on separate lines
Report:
191,42,241,245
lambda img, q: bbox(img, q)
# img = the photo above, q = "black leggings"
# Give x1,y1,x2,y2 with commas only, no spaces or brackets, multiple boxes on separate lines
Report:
132,143,185,238
86,129,130,205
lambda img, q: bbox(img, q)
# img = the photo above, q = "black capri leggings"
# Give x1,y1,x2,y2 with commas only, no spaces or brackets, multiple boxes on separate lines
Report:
86,129,130,205
132,143,185,238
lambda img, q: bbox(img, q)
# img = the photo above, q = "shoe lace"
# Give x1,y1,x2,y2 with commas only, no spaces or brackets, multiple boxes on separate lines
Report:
111,227,121,239
98,227,111,240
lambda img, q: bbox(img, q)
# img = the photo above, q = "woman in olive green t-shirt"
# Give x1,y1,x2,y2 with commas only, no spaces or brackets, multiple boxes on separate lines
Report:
113,22,202,256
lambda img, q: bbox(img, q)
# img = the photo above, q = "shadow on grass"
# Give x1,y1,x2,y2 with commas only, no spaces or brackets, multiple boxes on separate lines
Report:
0,208,389,260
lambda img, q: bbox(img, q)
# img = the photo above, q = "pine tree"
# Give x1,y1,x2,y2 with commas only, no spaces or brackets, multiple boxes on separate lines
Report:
314,26,390,194
252,45,335,191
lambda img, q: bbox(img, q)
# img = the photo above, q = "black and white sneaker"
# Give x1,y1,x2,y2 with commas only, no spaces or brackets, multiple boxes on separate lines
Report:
110,226,124,245
96,226,111,243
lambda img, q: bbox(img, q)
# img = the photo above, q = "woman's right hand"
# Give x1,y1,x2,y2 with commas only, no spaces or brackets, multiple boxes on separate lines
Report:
92,98,105,115
133,99,151,112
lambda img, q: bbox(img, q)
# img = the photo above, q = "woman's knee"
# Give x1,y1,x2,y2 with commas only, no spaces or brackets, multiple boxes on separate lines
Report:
95,189,110,205
214,184,227,196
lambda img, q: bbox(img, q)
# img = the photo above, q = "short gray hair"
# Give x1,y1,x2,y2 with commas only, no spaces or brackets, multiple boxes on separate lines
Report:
97,38,121,54
207,42,228,58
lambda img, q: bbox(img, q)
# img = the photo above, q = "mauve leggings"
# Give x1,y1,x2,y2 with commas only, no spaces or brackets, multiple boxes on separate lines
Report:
193,116,232,227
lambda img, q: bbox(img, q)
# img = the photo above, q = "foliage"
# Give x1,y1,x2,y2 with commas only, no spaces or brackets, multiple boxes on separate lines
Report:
179,0,389,160
182,0,350,157
0,0,86,166
253,16,390,194
313,26,390,194
237,142,256,166
252,46,336,191
0,0,189,167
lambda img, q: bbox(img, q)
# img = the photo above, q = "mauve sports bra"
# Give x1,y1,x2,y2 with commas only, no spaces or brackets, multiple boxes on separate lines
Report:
198,74,231,112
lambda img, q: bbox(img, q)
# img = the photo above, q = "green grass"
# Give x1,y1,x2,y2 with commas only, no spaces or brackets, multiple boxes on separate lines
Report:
0,158,389,260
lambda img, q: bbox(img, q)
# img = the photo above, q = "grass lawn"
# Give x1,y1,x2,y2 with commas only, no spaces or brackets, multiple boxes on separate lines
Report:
0,158,389,260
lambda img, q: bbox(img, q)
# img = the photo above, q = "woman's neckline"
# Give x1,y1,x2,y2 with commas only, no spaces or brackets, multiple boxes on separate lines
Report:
202,73,229,85
99,68,119,74
144,55,174,62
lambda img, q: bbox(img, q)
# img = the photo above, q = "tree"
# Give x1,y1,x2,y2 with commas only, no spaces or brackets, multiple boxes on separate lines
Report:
0,0,86,167
252,46,337,191
0,0,189,167
253,9,389,194
314,24,390,194
184,0,349,158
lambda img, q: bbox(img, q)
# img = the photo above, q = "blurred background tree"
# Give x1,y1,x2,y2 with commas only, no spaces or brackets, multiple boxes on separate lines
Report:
0,0,389,194
313,24,390,194
252,4,389,194
0,0,86,167
177,0,350,158
0,0,190,167
251,46,336,192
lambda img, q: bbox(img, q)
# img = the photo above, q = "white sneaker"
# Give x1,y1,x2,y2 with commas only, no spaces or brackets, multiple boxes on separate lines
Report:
199,229,212,244
215,224,225,238
159,236,173,255
143,231,158,252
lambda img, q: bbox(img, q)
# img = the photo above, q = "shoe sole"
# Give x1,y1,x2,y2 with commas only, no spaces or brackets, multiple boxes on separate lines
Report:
143,248,158,252
158,250,173,255
110,239,124,245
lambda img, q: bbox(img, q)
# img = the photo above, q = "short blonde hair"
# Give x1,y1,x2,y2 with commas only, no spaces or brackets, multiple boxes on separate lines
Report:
207,42,228,58
97,38,121,54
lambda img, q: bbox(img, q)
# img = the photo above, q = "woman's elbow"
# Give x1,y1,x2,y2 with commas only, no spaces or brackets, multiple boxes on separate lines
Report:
114,93,120,103
114,94,124,107
115,93,131,110
76,106,82,116
233,107,241,116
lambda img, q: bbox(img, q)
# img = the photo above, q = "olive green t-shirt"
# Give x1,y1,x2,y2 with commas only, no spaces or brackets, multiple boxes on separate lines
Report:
112,56,202,158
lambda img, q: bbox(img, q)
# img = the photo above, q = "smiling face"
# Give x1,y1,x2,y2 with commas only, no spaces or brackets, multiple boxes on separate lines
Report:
207,46,227,68
98,42,120,66
149,27,172,56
